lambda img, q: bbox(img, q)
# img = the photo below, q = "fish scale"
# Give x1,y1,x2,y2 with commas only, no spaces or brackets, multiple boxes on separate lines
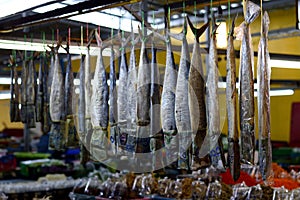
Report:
239,0,260,165
258,11,272,181
186,17,211,170
226,18,241,181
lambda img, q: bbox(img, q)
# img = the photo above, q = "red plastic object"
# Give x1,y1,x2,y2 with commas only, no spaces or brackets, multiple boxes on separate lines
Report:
0,154,16,172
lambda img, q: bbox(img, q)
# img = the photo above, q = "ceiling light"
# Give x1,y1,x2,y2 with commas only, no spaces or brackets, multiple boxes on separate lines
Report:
0,39,111,56
172,14,180,19
231,3,239,8
270,59,300,69
0,91,10,100
254,89,294,97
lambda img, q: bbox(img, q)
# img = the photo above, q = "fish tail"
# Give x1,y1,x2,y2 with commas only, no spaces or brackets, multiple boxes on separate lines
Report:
186,16,209,43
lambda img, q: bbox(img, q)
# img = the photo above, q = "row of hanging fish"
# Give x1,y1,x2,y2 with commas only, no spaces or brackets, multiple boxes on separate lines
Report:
9,45,80,151
8,0,271,178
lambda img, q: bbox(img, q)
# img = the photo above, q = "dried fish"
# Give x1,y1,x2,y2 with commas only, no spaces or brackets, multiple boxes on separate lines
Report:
239,0,260,165
186,17,210,170
36,55,44,123
126,29,139,154
20,57,27,123
206,21,226,170
109,43,118,155
49,47,66,150
226,18,241,181
173,20,191,170
150,34,164,170
160,26,178,168
49,48,64,122
10,62,21,122
117,32,129,152
26,58,36,128
90,31,109,161
257,11,272,180
64,48,78,147
42,54,50,134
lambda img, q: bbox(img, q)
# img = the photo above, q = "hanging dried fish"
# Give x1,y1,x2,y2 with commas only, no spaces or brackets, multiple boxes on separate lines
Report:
150,34,164,170
36,55,44,123
84,46,93,151
64,47,78,147
42,53,51,134
77,54,91,163
49,47,66,150
206,20,226,170
117,32,130,153
26,57,36,128
136,28,151,157
226,18,241,181
160,23,178,168
186,17,210,170
109,43,118,155
257,11,272,181
10,61,21,122
20,56,27,123
126,29,139,154
172,19,191,170
90,31,109,161
239,0,260,165
49,47,64,122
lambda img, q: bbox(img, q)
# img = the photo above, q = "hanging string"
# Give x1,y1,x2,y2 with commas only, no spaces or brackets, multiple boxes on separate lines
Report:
183,1,186,35
142,10,145,41
194,0,197,36
86,23,89,44
68,27,71,46
260,0,263,34
210,0,213,21
111,27,114,44
81,25,83,47
228,0,231,35
56,29,59,44
42,31,46,56
168,6,170,30
24,35,27,61
30,33,33,57
51,29,54,46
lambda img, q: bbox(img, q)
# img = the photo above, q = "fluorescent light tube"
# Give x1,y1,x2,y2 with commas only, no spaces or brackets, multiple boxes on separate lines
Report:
254,89,294,97
0,39,111,56
0,91,10,100
270,59,300,69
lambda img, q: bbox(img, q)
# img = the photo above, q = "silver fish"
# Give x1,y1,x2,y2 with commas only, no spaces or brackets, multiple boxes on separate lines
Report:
36,55,44,123
85,47,92,119
109,43,118,155
42,54,50,134
257,11,272,180
173,19,191,170
90,31,109,161
47,51,55,102
117,32,129,152
10,62,21,122
160,26,178,168
186,17,210,170
26,58,36,128
49,48,64,122
64,50,74,119
226,18,241,181
136,28,151,167
239,0,260,165
206,21,226,170
126,29,139,154
150,34,164,170
78,55,86,135
20,57,27,123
